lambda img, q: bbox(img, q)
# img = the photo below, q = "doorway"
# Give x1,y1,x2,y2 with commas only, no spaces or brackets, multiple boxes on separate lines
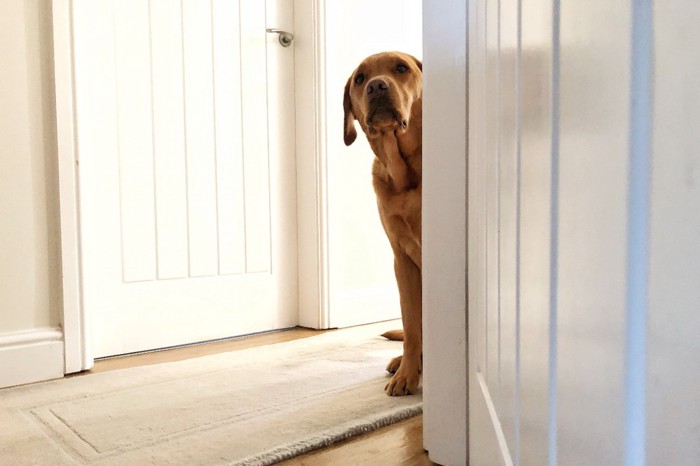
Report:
57,0,423,366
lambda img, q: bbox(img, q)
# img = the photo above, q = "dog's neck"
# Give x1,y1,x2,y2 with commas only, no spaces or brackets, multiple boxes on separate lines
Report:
369,134,409,191
368,102,422,192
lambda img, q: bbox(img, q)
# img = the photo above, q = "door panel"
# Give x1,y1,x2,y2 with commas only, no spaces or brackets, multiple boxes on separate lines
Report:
150,0,190,280
72,0,296,357
181,0,221,278
113,0,158,283
211,0,246,277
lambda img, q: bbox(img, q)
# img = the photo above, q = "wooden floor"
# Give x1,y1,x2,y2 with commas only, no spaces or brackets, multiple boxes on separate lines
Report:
85,328,434,465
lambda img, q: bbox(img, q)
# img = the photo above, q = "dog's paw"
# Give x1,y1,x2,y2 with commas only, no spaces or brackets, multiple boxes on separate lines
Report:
386,355,402,374
385,365,420,396
381,329,404,341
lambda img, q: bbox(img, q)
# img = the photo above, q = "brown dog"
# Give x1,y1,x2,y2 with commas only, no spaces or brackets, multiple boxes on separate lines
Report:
343,52,422,396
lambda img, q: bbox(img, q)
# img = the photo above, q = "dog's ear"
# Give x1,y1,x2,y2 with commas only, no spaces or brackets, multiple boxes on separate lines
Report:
343,77,357,146
412,56,422,72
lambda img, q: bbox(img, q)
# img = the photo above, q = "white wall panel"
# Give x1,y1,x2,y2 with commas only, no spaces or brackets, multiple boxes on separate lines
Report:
213,0,247,276
557,2,630,464
182,0,219,277
496,0,519,456
113,0,157,283
150,0,189,280
484,0,502,402
240,0,272,274
431,0,699,464
647,3,700,463
518,1,553,464
473,0,488,385
468,0,511,463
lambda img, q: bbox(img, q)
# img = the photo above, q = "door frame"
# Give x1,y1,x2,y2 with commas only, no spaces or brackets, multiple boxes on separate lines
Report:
53,0,90,373
53,0,334,373
293,0,332,330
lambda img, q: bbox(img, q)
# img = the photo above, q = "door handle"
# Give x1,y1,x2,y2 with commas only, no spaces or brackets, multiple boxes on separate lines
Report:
266,28,294,47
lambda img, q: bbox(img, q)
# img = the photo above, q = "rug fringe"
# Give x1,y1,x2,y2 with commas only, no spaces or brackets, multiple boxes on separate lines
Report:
233,404,423,466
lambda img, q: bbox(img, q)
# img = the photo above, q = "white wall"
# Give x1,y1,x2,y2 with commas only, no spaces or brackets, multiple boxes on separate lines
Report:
466,0,700,465
0,0,64,388
646,4,700,463
323,0,422,327
0,0,61,334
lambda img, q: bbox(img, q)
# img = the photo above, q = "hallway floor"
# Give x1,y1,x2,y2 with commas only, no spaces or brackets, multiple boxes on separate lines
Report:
82,327,433,465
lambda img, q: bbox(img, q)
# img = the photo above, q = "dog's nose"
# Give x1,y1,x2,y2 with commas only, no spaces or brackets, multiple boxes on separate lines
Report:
366,78,389,96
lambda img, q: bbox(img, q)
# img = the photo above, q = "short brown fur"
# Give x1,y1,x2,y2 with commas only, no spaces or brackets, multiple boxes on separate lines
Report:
343,52,422,396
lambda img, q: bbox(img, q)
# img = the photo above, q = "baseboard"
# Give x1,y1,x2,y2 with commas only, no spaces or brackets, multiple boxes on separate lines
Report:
330,287,400,328
0,327,64,389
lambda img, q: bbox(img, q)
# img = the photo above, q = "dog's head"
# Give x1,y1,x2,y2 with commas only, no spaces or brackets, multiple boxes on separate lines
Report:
343,51,422,146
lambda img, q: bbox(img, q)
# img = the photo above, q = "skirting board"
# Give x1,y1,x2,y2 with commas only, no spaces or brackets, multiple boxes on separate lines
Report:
0,328,64,389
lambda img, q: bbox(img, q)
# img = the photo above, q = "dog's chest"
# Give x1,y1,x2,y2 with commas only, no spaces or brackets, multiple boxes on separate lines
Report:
382,189,418,223
374,180,422,253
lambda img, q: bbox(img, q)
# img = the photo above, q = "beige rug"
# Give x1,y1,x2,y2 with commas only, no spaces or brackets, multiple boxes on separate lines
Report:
0,321,422,465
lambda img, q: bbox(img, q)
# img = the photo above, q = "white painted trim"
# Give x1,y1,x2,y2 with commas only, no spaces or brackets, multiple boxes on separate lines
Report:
0,328,64,388
52,0,92,373
422,0,469,464
294,0,332,329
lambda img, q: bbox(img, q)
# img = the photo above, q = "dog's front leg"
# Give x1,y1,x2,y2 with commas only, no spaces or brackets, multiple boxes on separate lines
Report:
385,251,422,396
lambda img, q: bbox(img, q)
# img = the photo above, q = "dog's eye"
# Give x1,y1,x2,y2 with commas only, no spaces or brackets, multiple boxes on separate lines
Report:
354,73,365,85
396,64,409,73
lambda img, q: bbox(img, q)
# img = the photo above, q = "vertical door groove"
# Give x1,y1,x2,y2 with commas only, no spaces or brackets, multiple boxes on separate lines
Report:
514,0,523,461
209,0,222,277
624,1,653,464
495,0,503,391
179,0,192,279
236,0,248,273
547,1,561,464
147,0,160,280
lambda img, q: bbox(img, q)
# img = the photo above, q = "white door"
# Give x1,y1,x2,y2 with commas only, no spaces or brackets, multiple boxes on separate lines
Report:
72,0,297,357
